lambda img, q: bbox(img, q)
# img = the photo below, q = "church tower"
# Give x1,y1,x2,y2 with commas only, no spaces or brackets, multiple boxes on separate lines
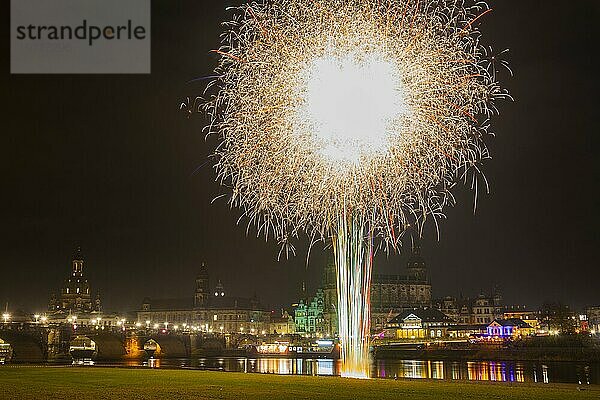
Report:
215,280,225,297
322,253,338,337
406,244,427,281
194,262,210,308
50,244,94,313
322,253,337,313
72,245,84,277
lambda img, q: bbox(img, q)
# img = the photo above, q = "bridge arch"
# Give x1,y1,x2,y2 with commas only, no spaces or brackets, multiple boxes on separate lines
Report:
87,333,126,360
0,332,44,363
144,336,189,358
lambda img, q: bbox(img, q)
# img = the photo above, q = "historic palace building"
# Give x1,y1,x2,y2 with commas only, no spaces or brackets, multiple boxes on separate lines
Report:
434,290,503,326
137,263,271,334
308,245,432,337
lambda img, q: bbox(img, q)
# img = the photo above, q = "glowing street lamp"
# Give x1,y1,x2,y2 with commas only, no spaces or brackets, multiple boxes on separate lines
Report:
40,316,48,324
34,314,40,323
2,313,10,324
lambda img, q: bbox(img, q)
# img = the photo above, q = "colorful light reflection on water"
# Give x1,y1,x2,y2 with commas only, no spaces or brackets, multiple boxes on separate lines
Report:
115,358,599,385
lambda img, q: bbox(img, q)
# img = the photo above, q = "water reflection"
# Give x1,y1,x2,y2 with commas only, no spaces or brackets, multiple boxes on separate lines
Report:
375,359,596,384
92,358,597,385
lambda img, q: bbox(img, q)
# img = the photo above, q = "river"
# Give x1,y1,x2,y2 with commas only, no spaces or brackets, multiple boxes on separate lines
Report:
86,358,599,385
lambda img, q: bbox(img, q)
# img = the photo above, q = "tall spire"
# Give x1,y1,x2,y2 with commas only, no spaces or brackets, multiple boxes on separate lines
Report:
72,244,84,277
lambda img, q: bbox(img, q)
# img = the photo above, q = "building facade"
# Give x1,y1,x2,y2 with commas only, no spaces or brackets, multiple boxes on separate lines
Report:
269,310,296,335
486,319,534,339
587,306,600,334
45,246,123,326
294,290,325,336
48,246,102,314
318,246,432,336
434,291,503,326
137,263,271,334
503,305,540,331
384,308,453,340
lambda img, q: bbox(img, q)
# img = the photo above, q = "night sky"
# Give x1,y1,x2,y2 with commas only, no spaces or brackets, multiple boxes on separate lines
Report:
1,1,598,314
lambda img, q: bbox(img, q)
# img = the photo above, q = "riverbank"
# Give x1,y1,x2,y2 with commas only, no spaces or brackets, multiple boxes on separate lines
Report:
0,366,598,400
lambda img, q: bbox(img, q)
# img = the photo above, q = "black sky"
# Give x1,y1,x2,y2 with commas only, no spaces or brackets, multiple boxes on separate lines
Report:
1,1,599,314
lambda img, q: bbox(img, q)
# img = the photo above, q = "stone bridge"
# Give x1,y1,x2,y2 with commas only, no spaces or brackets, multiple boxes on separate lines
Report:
0,325,226,362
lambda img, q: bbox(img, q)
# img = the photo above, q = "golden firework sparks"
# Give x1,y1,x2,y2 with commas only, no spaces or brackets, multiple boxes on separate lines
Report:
203,0,509,377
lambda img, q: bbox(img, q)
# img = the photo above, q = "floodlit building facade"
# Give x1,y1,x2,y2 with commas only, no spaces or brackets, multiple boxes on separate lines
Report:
317,246,432,336
384,308,453,340
137,263,271,334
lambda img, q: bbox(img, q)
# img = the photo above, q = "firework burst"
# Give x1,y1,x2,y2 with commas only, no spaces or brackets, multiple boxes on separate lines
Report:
203,0,509,377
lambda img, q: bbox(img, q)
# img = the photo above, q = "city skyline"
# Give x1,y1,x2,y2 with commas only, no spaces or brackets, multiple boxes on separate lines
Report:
2,1,599,313
0,242,593,316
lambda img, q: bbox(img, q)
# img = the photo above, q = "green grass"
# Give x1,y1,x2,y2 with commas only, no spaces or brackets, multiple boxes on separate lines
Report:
0,366,597,400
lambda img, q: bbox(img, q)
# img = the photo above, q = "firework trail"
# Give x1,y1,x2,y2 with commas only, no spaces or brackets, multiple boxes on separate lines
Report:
203,0,509,378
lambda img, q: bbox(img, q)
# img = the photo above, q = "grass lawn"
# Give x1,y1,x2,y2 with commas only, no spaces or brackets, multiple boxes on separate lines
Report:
0,366,598,400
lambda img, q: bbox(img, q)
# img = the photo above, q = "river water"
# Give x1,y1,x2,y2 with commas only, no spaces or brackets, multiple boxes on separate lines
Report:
91,358,598,385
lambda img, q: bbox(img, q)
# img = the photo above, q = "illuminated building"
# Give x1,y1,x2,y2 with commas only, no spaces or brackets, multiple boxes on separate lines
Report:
434,291,503,325
447,324,487,339
385,309,453,340
137,263,270,334
319,245,432,336
294,290,325,337
587,306,600,334
503,305,540,331
48,245,101,314
486,319,534,339
269,310,296,335
44,245,118,326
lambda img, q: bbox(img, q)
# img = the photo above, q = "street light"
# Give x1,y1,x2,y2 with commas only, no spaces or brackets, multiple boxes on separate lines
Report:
40,316,48,324
34,314,40,323
2,313,10,324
